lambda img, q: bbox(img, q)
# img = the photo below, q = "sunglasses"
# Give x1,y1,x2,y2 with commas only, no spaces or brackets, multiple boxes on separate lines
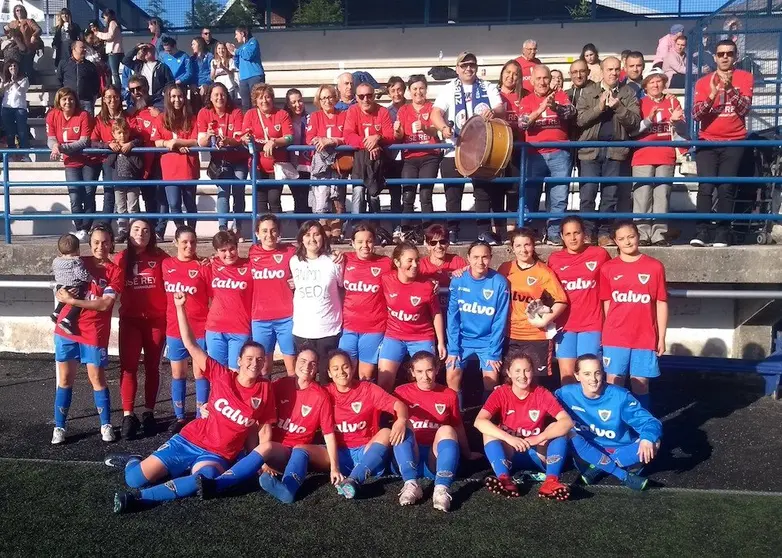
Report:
427,239,449,246
356,94,373,100
129,86,144,93
458,62,477,69
716,51,735,58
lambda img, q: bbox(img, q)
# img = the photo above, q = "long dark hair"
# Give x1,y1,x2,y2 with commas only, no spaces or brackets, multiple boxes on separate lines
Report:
125,219,158,278
98,86,124,126
498,59,524,97
163,83,193,134
203,82,235,113
295,220,331,261
508,227,539,263
102,9,117,23
2,59,26,82
192,36,208,56
284,88,305,119
580,43,600,63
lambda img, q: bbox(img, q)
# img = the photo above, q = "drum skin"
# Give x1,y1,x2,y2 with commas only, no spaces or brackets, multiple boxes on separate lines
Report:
455,116,513,180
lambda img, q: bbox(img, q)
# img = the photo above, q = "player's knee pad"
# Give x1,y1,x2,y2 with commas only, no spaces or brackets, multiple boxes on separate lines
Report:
196,465,222,480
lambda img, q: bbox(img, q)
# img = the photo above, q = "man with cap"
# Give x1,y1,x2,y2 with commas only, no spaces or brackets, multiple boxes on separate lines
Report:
653,24,685,68
431,51,504,244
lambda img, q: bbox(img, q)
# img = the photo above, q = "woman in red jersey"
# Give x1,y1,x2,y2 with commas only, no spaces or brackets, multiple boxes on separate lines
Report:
548,216,611,384
418,223,467,313
46,86,96,240
377,242,445,392
599,220,668,410
112,292,276,514
285,87,312,214
202,230,253,371
242,83,293,215
339,222,394,381
154,83,199,233
498,60,526,237
196,82,249,240
476,350,573,500
113,218,168,440
163,225,211,433
52,225,122,445
249,213,297,376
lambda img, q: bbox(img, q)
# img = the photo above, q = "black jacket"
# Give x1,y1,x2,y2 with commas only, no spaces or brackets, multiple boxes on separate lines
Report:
52,23,82,67
122,47,174,105
56,57,100,103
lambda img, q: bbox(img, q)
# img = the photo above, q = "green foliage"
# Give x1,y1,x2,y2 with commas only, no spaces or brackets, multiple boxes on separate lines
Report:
291,0,344,26
220,0,266,27
186,0,225,29
147,0,174,30
567,0,592,20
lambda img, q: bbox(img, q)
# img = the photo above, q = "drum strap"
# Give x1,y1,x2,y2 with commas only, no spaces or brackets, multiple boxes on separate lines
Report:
453,78,491,137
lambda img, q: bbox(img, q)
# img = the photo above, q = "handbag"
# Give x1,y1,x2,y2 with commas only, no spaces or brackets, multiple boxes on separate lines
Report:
206,156,235,180
332,153,354,176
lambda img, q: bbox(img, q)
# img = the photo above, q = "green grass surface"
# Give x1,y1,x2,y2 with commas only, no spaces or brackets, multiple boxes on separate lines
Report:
1,463,780,558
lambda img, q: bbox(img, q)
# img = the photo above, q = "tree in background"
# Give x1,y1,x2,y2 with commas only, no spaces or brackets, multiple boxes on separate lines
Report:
220,0,266,27
187,0,225,28
147,0,174,29
566,0,592,20
291,0,343,25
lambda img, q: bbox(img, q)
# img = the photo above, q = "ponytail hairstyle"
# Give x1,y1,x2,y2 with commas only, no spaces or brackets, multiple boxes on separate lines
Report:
392,241,419,268
124,218,157,279
507,227,540,262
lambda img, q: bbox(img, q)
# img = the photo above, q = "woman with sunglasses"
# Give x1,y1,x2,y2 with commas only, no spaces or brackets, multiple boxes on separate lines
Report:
418,223,467,316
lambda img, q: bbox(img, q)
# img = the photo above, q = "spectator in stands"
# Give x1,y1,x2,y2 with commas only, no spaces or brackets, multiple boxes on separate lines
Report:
82,29,104,65
722,18,745,59
623,51,645,100
52,8,81,69
691,39,753,248
619,49,631,82
210,42,237,101
498,60,526,237
285,87,312,215
515,39,541,92
653,24,684,68
190,37,213,113
56,41,100,115
160,37,194,88
228,26,265,112
46,87,96,241
344,82,394,215
3,5,41,81
662,35,691,88
575,56,641,246
91,9,123,88
336,72,356,110
567,60,592,106
201,28,218,54
148,17,170,56
122,43,174,109
550,69,564,91
103,119,143,243
432,51,504,244
580,43,602,83
386,76,406,237
1,28,27,68
0,59,29,160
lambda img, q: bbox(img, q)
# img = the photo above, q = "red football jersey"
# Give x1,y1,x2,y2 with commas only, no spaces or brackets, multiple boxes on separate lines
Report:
481,384,563,438
153,121,200,180
305,110,347,143
514,56,540,92
128,108,162,179
202,258,253,335
342,252,394,334
599,255,667,351
45,109,92,168
394,382,461,447
382,274,440,342
196,107,248,165
396,102,438,159
249,243,296,321
694,69,753,141
272,376,335,447
343,103,395,150
242,108,293,173
548,246,611,333
500,90,525,142
519,90,572,153
89,114,133,165
55,257,122,348
112,249,168,320
418,254,467,309
180,357,276,460
632,95,683,167
162,257,210,339
327,380,398,449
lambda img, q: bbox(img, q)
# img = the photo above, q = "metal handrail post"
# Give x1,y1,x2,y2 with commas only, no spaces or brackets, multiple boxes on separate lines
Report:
3,153,10,244
518,144,527,227
250,143,258,243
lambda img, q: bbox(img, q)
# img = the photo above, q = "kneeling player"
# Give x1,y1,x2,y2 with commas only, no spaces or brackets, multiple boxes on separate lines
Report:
112,293,276,513
555,354,662,491
474,351,573,500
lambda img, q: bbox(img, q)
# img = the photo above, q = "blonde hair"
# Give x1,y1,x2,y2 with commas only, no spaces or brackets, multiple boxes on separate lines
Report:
313,84,337,112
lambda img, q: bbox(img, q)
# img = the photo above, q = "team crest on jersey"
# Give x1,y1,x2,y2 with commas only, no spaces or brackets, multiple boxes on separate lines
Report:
374,124,381,131
351,402,362,414
188,269,198,279
238,267,247,276
148,261,156,269
370,267,382,277
274,124,281,131
482,289,494,300
301,405,312,417
272,254,284,264
527,276,538,286
73,126,80,134
638,274,650,285
434,403,446,415
598,409,612,421
410,296,421,306
98,278,108,288
603,356,611,367
528,409,540,422
251,397,262,409
422,112,430,120
143,120,151,127
586,261,597,272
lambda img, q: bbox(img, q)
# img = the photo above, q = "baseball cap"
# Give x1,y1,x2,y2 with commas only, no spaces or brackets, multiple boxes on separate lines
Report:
456,51,477,65
641,67,669,87
671,24,684,34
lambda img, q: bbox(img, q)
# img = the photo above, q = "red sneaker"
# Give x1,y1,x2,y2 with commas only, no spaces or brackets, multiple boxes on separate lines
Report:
485,474,519,498
538,475,570,501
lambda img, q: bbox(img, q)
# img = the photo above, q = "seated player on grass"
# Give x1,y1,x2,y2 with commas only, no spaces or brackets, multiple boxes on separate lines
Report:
555,354,662,491
111,292,276,513
474,350,573,500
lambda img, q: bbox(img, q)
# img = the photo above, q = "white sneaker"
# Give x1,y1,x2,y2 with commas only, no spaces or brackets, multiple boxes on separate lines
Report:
74,230,88,242
51,427,66,445
101,424,116,443
398,480,423,506
432,484,452,512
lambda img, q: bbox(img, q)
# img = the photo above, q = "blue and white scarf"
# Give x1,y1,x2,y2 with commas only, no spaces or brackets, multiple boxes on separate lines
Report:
453,78,491,137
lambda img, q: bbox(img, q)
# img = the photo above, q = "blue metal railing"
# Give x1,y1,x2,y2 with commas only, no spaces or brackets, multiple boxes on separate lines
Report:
2,138,782,245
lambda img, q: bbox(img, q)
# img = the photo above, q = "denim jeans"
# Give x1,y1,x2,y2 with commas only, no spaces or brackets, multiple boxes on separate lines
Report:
107,53,123,88
216,165,247,234
239,75,264,112
64,166,99,231
164,184,198,229
1,107,29,150
578,148,631,237
79,100,95,116
526,149,572,240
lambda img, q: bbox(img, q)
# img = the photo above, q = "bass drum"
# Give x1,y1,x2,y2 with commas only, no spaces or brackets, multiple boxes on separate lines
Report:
455,116,514,181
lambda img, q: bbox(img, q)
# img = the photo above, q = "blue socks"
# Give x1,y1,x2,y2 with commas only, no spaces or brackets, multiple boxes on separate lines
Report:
570,433,627,481
93,388,111,425
195,378,210,417
545,436,568,478
392,429,418,482
434,439,459,488
171,379,187,419
125,458,149,489
484,439,511,477
260,448,309,504
211,450,266,493
349,443,387,483
54,386,73,428
635,392,651,411
138,465,221,503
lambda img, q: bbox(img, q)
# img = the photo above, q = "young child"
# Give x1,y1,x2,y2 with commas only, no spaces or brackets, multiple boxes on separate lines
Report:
105,118,142,242
51,233,92,335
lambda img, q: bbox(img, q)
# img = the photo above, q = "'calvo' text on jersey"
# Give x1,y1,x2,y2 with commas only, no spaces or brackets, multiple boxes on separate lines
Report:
457,299,496,316
165,281,197,295
562,278,596,291
277,417,306,434
501,424,541,437
214,398,256,427
611,290,651,304
344,280,380,293
390,308,420,322
212,277,248,290
253,268,285,280
335,420,368,433
575,422,617,439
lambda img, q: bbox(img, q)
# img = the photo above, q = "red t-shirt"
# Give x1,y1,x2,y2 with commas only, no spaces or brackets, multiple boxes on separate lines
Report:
632,95,682,167
500,90,525,142
394,382,461,447
55,257,122,348
342,252,394,334
128,108,162,179
89,114,132,165
343,104,395,150
515,56,540,92
45,109,92,168
599,254,667,351
153,120,200,180
694,69,753,141
196,107,248,165
305,110,347,143
242,108,293,173
202,258,253,335
418,254,467,309
481,384,563,438
272,376,334,447
327,380,398,449
548,246,611,333
396,102,438,159
382,274,440,342
519,90,572,153
162,257,210,339
180,357,276,461
112,249,168,320
249,243,296,322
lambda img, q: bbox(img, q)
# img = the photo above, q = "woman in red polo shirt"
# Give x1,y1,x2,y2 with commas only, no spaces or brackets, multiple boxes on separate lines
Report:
499,60,526,237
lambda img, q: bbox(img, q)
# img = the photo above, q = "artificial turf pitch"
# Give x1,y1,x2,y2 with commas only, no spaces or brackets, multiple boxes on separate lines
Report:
1,354,781,557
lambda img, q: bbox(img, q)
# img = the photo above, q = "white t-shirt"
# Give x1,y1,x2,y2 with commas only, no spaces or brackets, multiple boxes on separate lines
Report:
210,58,237,91
290,254,343,338
2,77,28,109
433,78,502,158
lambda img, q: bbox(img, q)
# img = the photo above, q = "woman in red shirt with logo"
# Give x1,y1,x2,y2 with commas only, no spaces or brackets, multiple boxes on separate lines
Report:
418,224,467,325
498,60,526,237
113,218,168,440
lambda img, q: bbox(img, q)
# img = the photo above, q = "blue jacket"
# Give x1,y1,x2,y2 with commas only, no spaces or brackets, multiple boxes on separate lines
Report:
234,37,264,81
159,50,194,85
192,52,213,86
